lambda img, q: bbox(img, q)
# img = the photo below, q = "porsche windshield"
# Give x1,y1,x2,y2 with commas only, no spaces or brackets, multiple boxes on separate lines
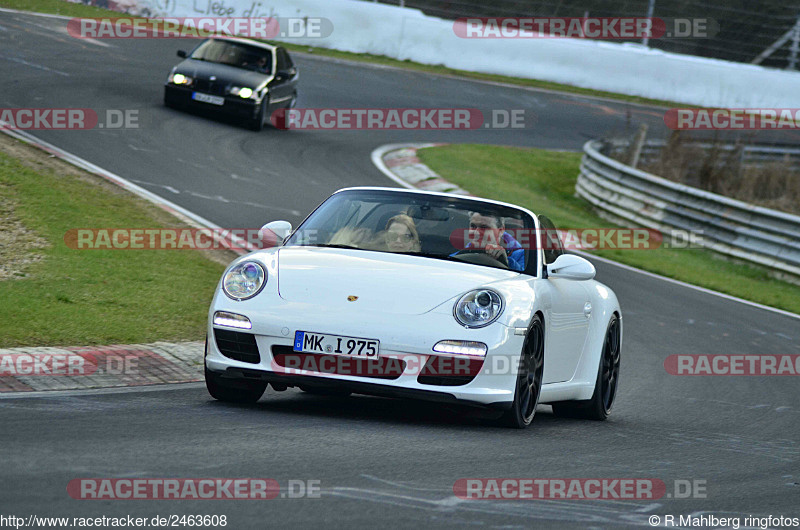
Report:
189,39,272,72
284,190,536,272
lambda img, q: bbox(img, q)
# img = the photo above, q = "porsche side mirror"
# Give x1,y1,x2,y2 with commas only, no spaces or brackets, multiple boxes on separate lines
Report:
177,50,187,58
546,254,595,281
259,220,293,245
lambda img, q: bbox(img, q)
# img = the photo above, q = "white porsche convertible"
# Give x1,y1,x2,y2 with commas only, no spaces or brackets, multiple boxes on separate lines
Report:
205,187,622,428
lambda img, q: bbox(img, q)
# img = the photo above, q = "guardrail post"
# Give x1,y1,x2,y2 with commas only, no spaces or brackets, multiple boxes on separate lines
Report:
628,124,648,168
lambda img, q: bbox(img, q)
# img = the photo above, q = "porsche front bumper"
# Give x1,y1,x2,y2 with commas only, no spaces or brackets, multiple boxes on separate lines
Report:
205,296,525,409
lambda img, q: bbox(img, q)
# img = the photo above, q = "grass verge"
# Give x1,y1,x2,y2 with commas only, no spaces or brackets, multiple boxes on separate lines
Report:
0,0,112,17
416,144,800,315
0,134,228,347
0,0,685,108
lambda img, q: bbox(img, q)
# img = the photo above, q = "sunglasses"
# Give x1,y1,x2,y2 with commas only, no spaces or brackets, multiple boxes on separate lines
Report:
386,232,415,241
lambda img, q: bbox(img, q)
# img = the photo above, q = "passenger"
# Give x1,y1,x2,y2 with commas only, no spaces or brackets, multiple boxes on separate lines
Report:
384,214,421,253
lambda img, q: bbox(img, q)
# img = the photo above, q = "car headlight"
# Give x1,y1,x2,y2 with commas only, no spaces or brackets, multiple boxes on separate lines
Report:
169,73,193,85
454,289,504,328
222,262,266,300
230,86,254,99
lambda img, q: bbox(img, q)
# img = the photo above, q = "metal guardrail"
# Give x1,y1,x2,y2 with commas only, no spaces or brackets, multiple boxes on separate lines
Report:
631,140,800,168
576,139,800,278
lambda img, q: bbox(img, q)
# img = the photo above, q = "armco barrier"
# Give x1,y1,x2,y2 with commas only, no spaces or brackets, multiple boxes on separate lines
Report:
576,139,800,278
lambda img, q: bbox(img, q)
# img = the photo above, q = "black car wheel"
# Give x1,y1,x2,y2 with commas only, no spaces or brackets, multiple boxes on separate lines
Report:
268,93,297,130
205,365,267,403
247,100,267,131
552,314,620,420
499,314,544,429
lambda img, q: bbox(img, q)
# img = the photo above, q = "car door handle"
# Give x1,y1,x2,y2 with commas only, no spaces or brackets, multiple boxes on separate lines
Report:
583,302,592,317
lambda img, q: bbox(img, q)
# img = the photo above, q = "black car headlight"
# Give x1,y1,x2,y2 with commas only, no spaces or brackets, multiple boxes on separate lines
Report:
169,73,193,86
229,86,254,99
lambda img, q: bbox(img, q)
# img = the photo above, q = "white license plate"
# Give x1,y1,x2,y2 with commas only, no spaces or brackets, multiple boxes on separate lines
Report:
293,331,380,359
192,92,225,106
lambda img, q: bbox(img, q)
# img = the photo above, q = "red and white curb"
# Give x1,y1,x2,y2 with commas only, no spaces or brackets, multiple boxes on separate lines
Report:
371,143,471,195
0,341,203,393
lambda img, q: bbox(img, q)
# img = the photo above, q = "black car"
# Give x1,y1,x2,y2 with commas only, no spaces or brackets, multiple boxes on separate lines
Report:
164,37,298,130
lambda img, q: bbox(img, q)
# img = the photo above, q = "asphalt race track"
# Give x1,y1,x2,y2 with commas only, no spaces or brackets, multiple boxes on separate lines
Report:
2,9,799,528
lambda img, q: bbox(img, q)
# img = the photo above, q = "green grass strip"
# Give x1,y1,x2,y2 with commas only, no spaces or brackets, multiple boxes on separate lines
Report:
0,146,225,347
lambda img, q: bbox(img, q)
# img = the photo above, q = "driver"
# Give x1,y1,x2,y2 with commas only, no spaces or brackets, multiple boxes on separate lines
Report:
458,212,525,271
243,56,269,72
254,56,269,72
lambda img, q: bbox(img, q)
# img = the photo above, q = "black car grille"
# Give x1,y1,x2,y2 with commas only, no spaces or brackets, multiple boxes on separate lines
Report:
214,329,260,364
193,79,226,96
417,356,484,386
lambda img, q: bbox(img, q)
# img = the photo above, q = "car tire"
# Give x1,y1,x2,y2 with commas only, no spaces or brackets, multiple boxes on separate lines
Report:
498,314,544,429
552,314,620,421
247,100,267,131
205,365,267,404
269,94,296,130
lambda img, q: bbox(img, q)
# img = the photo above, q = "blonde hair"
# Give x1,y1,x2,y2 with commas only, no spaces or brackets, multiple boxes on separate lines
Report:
329,227,374,248
385,214,421,252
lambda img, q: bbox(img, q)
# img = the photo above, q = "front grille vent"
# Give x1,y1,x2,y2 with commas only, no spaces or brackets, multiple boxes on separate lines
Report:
214,329,260,364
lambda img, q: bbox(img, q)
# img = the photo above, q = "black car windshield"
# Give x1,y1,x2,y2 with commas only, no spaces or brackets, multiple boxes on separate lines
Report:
284,190,537,273
189,39,272,73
